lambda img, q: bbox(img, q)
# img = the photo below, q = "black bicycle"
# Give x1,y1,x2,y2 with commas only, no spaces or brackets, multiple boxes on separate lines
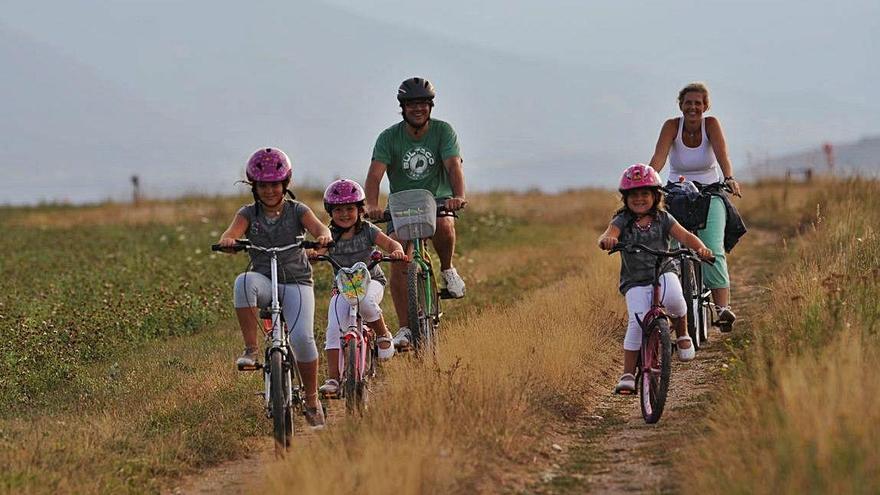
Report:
665,180,734,348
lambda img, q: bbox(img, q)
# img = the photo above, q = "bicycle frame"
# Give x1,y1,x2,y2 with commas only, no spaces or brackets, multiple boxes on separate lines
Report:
409,237,438,325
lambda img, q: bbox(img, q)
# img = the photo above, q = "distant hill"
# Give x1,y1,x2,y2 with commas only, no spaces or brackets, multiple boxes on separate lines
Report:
748,136,880,179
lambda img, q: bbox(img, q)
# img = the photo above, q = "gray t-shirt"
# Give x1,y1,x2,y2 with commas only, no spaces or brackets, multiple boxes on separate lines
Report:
611,210,680,294
237,200,313,286
330,222,386,285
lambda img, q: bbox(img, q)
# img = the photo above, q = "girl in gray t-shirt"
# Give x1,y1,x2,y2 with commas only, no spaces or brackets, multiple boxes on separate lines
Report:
216,147,333,429
597,164,713,396
314,179,406,398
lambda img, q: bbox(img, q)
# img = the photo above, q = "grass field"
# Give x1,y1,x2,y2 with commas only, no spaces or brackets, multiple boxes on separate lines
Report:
2,179,877,494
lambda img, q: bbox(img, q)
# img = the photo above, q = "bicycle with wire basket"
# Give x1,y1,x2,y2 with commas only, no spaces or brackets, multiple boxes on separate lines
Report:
379,189,456,357
665,179,735,349
311,250,397,414
609,242,714,424
211,237,324,457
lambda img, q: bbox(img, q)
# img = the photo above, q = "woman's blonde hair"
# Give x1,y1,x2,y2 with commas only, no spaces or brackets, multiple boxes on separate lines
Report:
677,82,711,111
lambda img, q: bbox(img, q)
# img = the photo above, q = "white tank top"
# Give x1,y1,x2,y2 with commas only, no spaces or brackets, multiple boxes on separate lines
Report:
668,117,722,184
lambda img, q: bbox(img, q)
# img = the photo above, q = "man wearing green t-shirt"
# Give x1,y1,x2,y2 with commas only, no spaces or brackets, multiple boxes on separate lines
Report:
365,77,468,350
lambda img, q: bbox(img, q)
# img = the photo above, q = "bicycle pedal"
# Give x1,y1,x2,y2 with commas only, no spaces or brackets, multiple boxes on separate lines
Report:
439,289,462,300
237,363,263,371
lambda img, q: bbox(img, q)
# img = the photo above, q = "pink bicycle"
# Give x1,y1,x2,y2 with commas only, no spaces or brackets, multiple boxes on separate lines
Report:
312,251,396,414
610,243,714,423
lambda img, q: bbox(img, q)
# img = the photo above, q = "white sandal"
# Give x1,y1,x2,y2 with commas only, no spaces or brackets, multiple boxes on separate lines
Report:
377,333,395,361
676,336,696,362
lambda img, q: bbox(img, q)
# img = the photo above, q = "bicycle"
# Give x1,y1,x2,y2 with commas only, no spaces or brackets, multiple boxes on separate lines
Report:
380,189,457,357
211,237,323,457
665,180,734,348
609,242,713,424
311,250,397,414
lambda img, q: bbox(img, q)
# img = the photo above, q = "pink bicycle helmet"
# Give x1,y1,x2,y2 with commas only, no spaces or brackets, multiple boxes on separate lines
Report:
246,147,292,183
619,163,662,192
323,178,366,213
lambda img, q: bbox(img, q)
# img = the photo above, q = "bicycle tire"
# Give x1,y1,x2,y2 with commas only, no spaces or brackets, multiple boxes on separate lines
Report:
680,258,702,350
639,318,672,424
407,262,433,355
694,262,711,343
269,350,289,455
343,339,359,414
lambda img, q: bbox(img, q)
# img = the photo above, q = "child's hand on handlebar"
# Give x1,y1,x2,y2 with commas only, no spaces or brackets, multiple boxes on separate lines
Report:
216,237,239,253
598,236,618,250
696,247,714,260
315,235,333,247
389,248,406,261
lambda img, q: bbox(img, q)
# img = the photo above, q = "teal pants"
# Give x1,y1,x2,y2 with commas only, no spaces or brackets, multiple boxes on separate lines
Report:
697,196,730,289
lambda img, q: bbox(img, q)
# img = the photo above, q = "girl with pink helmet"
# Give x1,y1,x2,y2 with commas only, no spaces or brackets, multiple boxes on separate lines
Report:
313,179,406,399
216,147,333,428
597,164,713,394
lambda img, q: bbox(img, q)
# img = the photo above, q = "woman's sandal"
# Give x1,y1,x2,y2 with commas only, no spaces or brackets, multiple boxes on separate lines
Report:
377,333,395,361
614,373,636,395
676,335,696,362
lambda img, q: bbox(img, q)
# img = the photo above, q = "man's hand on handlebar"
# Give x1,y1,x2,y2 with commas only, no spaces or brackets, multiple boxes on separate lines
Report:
365,203,385,221
598,236,619,250
444,196,468,212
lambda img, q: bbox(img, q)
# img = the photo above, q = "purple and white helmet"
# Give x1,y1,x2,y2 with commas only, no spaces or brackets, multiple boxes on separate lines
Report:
323,179,366,213
246,147,292,183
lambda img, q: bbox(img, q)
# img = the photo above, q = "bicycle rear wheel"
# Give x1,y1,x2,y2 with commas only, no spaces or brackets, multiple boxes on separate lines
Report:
680,258,703,350
639,319,672,424
407,261,434,356
269,350,291,456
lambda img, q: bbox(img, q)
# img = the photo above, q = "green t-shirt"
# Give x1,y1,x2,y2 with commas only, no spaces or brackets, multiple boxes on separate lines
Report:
371,119,461,198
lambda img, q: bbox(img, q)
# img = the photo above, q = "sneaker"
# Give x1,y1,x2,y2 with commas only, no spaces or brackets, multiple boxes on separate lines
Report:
717,306,737,332
319,379,339,399
392,327,412,351
235,347,260,369
441,267,466,298
304,404,326,430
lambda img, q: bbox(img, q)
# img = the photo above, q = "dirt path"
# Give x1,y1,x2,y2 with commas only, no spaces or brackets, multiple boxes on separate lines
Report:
531,228,780,494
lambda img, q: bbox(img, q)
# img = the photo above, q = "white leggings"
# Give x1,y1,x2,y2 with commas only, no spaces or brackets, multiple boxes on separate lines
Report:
324,280,385,351
233,272,318,362
623,272,686,351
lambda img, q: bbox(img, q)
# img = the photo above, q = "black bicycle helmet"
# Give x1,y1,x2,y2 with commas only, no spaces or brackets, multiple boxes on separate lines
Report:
397,77,436,103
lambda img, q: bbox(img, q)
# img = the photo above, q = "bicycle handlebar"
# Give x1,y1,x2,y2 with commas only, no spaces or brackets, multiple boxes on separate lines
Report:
211,238,332,253
311,251,400,271
370,204,456,224
609,243,715,264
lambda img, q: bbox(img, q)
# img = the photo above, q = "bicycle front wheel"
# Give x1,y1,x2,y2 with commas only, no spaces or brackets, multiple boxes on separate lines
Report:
343,339,359,414
269,350,291,456
407,262,434,356
639,318,672,424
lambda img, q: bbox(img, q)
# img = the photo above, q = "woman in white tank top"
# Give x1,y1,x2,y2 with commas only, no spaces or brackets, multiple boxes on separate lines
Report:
647,82,741,329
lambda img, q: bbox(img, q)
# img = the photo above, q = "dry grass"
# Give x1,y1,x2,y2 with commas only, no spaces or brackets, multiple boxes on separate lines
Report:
682,178,880,494
263,257,622,494
0,188,624,494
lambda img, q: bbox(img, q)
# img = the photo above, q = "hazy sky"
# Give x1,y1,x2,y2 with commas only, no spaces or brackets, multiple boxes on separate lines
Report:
1,0,877,204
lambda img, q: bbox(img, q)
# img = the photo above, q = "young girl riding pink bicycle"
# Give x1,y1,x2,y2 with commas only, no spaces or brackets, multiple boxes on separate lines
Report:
598,164,714,394
312,179,406,399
